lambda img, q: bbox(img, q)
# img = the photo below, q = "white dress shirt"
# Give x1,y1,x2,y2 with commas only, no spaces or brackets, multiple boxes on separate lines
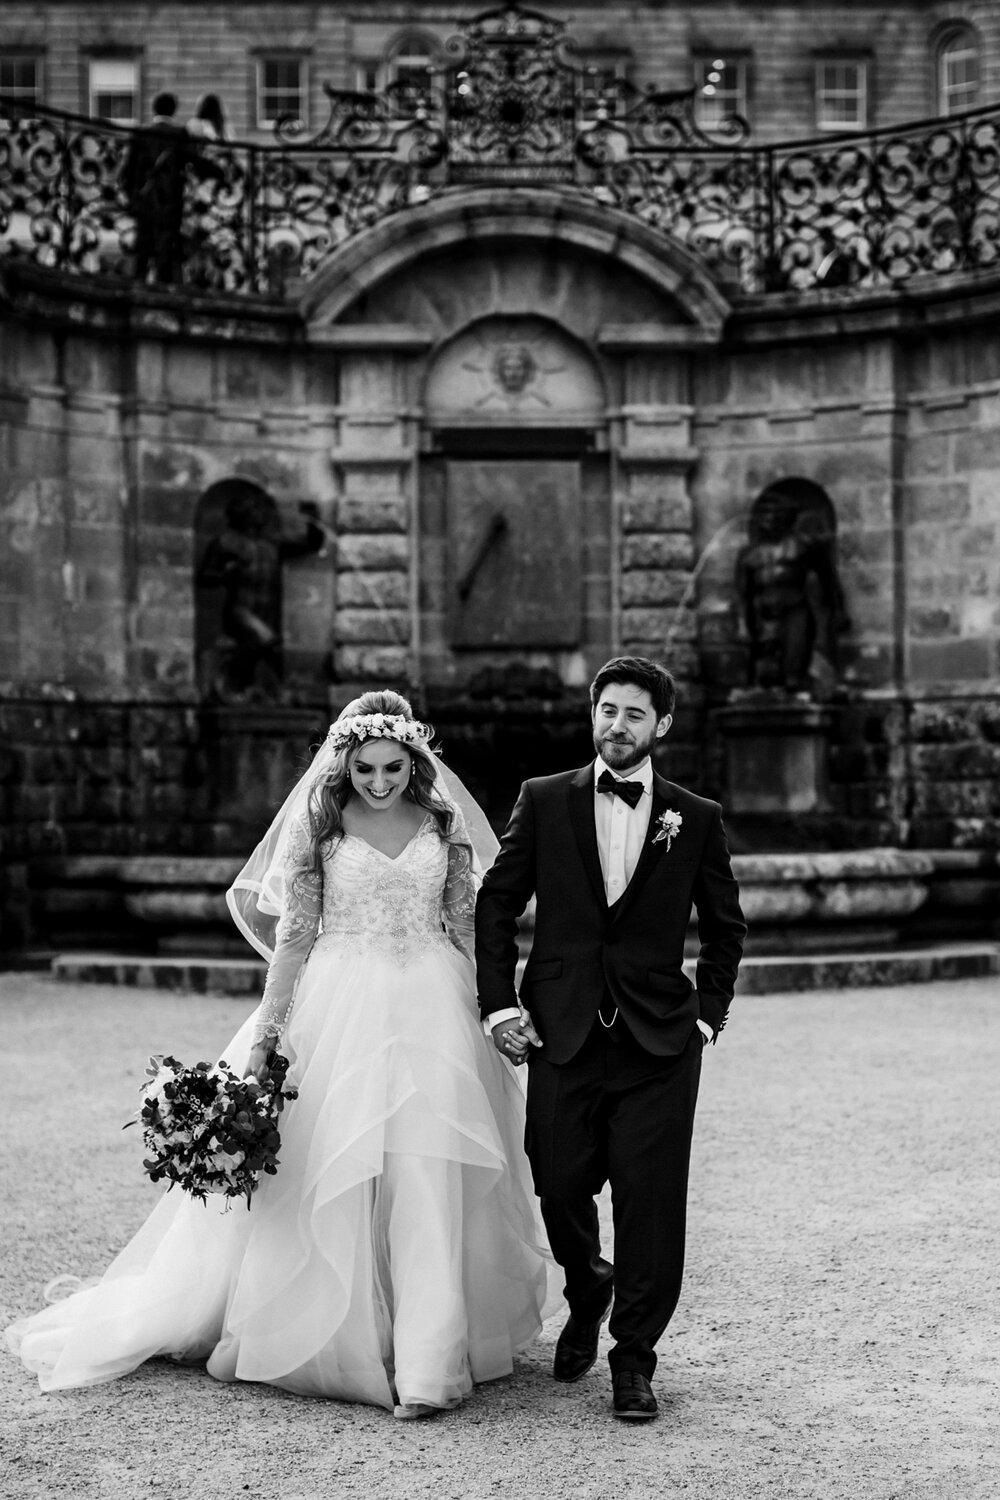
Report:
593,755,654,902
485,757,711,1045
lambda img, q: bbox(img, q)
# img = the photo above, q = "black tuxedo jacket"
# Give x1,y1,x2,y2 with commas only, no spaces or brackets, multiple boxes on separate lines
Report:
475,763,747,1064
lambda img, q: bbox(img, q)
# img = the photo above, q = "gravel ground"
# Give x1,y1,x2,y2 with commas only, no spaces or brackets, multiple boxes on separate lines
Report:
0,971,997,1500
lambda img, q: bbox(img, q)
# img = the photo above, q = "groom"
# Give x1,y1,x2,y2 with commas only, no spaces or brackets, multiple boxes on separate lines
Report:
475,656,745,1421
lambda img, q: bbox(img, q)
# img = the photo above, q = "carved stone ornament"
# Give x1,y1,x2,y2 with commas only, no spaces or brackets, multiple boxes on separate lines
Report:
492,343,537,394
425,315,604,421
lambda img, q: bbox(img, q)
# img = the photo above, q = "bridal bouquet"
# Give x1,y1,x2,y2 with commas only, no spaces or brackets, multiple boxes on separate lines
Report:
126,1053,298,1208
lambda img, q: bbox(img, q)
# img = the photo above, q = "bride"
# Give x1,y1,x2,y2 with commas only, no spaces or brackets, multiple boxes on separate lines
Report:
7,691,558,1416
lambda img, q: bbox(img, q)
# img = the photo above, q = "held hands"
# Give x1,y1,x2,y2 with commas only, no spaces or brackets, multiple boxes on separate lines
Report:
491,1015,543,1066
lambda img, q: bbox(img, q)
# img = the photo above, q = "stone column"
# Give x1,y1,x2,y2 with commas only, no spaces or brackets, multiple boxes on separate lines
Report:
330,447,412,698
615,406,698,683
325,346,426,696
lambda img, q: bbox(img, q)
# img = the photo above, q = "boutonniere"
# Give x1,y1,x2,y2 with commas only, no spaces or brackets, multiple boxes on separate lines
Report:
652,809,683,851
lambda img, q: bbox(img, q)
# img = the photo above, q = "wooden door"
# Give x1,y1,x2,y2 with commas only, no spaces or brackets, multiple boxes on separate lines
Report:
445,459,580,648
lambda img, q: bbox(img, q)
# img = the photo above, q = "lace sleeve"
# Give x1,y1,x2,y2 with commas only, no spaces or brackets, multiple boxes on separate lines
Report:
252,820,323,1047
443,840,479,962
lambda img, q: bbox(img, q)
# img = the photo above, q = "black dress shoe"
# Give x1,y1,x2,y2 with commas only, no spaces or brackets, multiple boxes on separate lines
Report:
552,1291,613,1383
612,1371,658,1421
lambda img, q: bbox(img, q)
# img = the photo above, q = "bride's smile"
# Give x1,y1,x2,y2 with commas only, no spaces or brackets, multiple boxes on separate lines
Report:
349,742,412,811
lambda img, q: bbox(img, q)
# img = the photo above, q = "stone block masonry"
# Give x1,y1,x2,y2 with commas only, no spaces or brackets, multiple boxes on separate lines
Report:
4,161,1000,901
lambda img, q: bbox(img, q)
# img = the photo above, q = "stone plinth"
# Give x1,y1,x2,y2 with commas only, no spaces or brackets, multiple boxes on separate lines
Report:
195,705,326,848
715,696,836,816
732,848,935,930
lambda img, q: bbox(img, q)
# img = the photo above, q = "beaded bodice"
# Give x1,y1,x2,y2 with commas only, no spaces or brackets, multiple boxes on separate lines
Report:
252,815,477,1045
315,818,456,966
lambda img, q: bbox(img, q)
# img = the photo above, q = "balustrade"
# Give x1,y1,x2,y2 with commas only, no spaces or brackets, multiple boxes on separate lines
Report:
2,3,999,302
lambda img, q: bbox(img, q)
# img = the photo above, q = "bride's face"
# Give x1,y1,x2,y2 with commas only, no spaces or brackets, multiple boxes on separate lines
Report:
348,739,413,811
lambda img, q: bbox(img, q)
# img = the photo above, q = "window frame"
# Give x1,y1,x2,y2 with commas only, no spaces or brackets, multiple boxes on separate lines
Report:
385,31,440,95
814,57,869,133
354,60,381,94
693,53,749,132
576,52,631,119
937,27,980,117
88,56,140,125
0,51,44,110
255,54,308,132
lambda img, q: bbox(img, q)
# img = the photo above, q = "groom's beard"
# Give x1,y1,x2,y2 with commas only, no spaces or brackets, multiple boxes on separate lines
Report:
593,725,657,773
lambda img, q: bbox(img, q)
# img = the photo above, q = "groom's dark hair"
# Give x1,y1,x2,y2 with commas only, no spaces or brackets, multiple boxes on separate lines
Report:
590,656,677,720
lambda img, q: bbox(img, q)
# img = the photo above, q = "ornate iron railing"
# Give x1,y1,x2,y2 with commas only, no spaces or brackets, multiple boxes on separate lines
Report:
2,2,1000,303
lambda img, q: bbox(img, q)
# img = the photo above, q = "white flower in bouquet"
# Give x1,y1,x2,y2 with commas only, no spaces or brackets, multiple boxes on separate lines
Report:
145,1063,176,1101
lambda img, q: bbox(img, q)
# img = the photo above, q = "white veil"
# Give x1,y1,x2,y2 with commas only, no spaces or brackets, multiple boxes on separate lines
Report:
226,704,499,962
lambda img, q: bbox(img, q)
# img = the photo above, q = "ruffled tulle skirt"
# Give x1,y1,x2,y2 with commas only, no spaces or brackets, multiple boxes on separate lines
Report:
6,937,560,1408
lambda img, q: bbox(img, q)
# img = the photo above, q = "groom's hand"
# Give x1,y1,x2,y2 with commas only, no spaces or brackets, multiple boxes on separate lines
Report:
491,1016,542,1065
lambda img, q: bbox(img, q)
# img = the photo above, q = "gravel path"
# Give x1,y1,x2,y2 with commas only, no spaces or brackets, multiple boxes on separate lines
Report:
1,972,997,1500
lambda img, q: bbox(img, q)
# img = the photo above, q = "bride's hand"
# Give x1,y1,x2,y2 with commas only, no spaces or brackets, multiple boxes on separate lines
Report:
245,1044,271,1082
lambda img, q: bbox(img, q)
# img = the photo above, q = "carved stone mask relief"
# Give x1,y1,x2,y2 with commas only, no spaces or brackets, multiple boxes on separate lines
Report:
424,315,604,422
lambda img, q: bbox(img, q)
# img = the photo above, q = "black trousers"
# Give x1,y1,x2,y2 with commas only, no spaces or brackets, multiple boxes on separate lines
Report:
525,1013,703,1379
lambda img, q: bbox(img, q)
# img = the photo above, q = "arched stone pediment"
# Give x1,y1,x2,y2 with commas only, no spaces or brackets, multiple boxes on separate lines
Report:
299,187,731,338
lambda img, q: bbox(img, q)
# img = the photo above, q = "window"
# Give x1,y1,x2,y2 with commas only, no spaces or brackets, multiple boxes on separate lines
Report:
257,56,306,129
0,54,42,109
938,30,979,116
387,34,437,95
89,58,139,123
578,57,630,118
694,55,747,131
815,59,868,131
355,62,380,94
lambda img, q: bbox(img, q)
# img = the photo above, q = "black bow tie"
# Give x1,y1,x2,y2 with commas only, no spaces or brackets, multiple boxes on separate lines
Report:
597,770,644,809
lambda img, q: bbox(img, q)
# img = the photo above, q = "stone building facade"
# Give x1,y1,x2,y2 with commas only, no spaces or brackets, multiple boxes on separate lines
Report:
1,2,1000,949
1,0,999,142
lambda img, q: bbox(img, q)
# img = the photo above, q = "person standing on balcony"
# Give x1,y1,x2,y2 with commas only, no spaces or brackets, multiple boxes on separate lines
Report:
476,656,746,1423
183,93,230,288
187,93,229,143
121,90,191,285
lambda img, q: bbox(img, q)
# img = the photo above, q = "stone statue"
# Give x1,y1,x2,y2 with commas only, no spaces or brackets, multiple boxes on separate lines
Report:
196,491,325,702
735,491,849,695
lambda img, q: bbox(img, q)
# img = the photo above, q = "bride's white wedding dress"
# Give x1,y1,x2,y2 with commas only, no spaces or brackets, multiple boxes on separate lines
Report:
7,816,559,1409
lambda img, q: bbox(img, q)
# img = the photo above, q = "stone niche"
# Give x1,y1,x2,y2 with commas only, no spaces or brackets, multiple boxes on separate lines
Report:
714,477,851,848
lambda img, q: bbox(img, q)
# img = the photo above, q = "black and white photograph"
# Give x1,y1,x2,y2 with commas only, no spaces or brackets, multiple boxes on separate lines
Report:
0,3,997,1497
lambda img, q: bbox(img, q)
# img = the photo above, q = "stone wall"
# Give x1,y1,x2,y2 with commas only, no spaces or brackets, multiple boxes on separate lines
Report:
909,697,1000,849
0,295,337,705
689,302,1000,848
3,240,1000,945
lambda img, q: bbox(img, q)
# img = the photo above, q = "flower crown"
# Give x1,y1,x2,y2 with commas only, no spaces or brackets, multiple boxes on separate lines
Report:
325,712,431,756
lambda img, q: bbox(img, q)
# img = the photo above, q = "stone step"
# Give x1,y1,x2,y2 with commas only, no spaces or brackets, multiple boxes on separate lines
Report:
51,953,267,996
730,943,1000,994
47,941,1000,999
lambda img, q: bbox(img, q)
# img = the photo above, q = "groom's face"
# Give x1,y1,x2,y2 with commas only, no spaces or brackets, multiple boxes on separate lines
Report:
592,682,672,772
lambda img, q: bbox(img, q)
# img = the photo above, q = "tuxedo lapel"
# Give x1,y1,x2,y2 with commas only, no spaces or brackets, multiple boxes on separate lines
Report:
609,772,675,923
567,764,608,910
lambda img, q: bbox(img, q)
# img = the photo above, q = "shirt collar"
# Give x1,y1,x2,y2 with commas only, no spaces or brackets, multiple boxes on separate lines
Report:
594,756,654,794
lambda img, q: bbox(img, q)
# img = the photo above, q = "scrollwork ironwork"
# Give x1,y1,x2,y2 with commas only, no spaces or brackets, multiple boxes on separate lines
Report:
3,2,1000,302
